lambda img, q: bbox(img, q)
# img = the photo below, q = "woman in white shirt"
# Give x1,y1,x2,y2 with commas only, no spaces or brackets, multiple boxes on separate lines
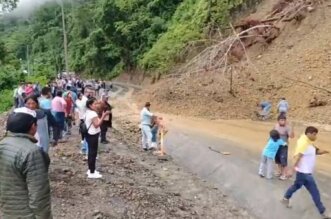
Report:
75,93,86,142
85,97,110,179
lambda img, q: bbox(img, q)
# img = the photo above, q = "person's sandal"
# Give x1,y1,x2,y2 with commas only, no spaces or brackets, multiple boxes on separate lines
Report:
281,198,291,208
279,175,287,181
321,212,331,219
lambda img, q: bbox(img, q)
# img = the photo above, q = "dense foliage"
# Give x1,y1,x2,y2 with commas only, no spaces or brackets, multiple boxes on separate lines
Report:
0,0,252,112
1,0,250,79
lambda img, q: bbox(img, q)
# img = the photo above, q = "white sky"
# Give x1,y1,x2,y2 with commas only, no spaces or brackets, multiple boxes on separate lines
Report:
12,0,54,16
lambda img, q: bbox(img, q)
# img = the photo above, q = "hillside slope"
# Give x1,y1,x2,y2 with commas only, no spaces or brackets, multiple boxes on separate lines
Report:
136,0,331,124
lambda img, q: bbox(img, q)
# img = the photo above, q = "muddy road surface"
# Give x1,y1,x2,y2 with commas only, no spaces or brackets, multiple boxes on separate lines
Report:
111,83,331,219
47,83,254,218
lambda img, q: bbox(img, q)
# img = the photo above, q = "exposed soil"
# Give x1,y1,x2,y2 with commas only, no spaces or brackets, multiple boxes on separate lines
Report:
136,0,331,124
48,118,254,218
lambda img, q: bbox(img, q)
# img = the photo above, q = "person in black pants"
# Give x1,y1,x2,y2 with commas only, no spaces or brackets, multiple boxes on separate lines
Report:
100,94,112,144
85,98,110,179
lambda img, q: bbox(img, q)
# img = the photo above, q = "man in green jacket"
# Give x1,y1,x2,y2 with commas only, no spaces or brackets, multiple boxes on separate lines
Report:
0,108,52,219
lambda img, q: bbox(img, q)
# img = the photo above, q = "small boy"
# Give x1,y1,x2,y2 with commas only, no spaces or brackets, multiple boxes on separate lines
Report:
274,114,294,180
151,116,166,149
259,130,287,179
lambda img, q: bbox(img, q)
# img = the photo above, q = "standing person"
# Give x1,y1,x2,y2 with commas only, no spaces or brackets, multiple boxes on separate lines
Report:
277,97,289,116
274,114,295,180
282,126,330,218
17,82,26,108
51,82,58,98
0,108,52,219
13,86,19,108
76,93,86,141
258,130,287,179
39,87,57,142
63,91,73,136
100,94,112,144
140,102,156,151
101,80,106,89
23,96,50,153
25,82,34,97
85,97,110,179
51,90,67,146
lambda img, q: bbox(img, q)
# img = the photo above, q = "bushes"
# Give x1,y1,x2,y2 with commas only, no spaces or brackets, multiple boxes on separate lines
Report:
1,0,250,80
0,89,14,113
140,0,247,74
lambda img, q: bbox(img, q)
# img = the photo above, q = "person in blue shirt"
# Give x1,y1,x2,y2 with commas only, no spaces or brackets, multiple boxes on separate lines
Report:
277,97,289,116
257,101,272,120
258,130,287,179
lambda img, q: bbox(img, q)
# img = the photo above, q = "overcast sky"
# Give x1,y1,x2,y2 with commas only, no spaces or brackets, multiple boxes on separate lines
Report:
12,0,54,16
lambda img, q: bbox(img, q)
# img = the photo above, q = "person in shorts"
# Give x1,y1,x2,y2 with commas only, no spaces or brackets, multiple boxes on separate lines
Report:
274,113,294,180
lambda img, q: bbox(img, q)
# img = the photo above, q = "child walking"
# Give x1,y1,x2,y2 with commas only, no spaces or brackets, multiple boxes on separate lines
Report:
259,130,287,179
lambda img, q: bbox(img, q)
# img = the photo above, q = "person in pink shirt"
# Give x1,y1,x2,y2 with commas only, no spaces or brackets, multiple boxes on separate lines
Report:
24,83,34,97
51,90,67,146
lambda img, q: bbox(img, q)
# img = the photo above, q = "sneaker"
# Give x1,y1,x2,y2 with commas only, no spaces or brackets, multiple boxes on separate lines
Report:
279,175,287,181
321,212,331,219
81,140,84,144
101,140,110,144
88,172,102,179
281,198,291,208
86,170,100,175
143,148,148,151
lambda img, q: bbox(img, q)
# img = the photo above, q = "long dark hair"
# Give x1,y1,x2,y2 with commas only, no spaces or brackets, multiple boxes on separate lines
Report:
24,95,39,108
86,97,97,110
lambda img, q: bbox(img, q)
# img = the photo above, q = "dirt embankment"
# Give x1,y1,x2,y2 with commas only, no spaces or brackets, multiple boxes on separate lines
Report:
136,0,331,124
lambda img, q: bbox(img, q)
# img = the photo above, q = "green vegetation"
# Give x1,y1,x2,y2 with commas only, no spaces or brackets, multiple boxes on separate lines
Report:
0,0,251,111
1,0,249,76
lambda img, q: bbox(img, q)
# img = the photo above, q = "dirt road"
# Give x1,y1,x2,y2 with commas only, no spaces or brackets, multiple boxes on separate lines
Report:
43,83,253,218
112,83,331,219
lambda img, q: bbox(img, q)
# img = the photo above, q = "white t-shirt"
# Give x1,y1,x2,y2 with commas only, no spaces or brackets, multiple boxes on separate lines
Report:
85,109,100,135
140,107,153,126
75,99,86,120
295,145,316,174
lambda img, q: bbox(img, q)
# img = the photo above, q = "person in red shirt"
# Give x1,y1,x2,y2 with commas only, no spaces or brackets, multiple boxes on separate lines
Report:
64,91,73,135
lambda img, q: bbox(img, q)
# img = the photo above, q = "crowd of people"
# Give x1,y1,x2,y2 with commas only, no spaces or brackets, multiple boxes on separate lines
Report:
1,77,330,218
258,103,330,218
0,77,113,218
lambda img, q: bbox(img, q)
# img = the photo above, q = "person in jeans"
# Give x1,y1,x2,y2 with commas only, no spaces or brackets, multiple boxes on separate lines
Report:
282,126,330,219
51,90,67,146
24,96,50,153
140,102,156,151
258,130,286,179
39,87,56,140
85,97,110,179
